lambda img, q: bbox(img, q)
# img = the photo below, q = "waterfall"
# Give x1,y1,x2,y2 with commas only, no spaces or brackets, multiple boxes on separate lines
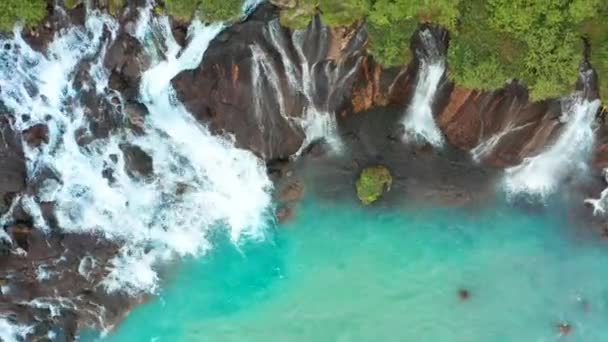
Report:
470,122,535,162
257,19,357,155
401,29,446,147
0,7,273,296
0,318,33,342
504,95,601,199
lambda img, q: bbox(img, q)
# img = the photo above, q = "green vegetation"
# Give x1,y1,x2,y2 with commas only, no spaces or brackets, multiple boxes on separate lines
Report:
64,0,81,10
0,0,46,31
108,0,126,16
278,0,608,102
580,1,608,103
164,0,242,22
64,0,124,16
1,0,607,103
356,166,392,205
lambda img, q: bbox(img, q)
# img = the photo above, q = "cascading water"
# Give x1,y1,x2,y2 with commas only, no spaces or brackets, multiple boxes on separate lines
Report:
504,95,601,199
0,6,273,298
0,317,33,342
470,122,535,163
401,29,445,147
262,19,354,155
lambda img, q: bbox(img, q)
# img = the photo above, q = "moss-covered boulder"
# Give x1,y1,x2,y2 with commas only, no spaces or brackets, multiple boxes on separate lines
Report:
356,165,392,205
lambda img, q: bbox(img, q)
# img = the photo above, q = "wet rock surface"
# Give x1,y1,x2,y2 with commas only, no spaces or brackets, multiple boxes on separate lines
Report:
0,116,26,215
0,228,141,340
173,3,366,161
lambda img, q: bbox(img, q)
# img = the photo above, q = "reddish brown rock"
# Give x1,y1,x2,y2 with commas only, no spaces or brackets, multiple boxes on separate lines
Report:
276,205,295,223
350,56,415,113
278,180,304,202
22,123,49,147
173,5,366,161
436,82,565,168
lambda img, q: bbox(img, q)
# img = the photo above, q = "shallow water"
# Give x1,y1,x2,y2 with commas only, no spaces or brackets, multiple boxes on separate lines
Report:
87,195,608,342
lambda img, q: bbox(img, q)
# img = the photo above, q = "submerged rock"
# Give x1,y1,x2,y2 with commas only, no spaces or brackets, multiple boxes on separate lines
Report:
458,289,470,301
276,205,295,223
279,180,304,202
356,165,392,205
557,322,572,336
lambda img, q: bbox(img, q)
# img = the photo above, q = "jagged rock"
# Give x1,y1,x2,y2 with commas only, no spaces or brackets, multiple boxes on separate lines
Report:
173,4,365,161
0,116,26,214
105,34,150,100
0,227,138,340
22,0,87,52
119,143,153,178
278,180,304,202
124,101,148,134
437,83,564,168
22,123,49,147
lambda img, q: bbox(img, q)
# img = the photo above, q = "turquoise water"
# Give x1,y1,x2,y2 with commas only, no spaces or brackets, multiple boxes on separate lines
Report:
90,196,608,341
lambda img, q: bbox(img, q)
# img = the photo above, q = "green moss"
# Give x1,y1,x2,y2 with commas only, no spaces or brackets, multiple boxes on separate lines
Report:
0,0,47,31
64,0,81,10
367,18,417,67
319,0,368,27
279,0,317,30
581,2,608,104
356,166,392,205
108,0,125,16
153,5,165,17
164,0,243,22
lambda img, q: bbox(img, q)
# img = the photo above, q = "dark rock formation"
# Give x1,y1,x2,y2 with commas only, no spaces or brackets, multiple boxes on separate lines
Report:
0,227,140,340
0,116,26,214
120,143,153,178
436,83,563,168
173,4,366,161
22,123,49,147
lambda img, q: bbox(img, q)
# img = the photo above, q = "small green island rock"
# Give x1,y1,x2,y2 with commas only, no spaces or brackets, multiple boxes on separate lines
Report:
356,165,392,205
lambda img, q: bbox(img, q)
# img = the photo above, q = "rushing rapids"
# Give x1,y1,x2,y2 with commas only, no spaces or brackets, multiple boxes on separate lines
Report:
0,4,274,338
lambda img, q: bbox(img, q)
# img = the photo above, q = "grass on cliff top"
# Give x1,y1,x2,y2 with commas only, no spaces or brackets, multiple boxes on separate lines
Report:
0,0,47,31
164,0,243,22
356,166,392,205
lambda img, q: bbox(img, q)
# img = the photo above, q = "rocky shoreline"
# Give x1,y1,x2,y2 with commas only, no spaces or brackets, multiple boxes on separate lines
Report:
0,2,607,340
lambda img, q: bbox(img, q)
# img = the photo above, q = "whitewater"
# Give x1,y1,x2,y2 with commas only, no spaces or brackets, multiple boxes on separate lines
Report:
401,28,445,147
0,5,273,300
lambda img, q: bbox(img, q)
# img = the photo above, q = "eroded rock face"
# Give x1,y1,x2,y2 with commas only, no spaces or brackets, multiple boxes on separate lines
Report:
173,4,366,161
0,228,139,340
0,116,26,214
436,83,564,168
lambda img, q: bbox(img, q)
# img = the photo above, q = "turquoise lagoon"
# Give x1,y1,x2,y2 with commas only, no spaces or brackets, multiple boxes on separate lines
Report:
86,192,608,342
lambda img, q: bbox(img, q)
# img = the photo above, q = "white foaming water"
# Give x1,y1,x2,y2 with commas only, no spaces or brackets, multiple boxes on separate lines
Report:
402,62,445,146
402,30,445,147
0,8,273,295
242,0,266,15
504,96,601,199
290,28,347,155
0,318,33,342
585,169,608,215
